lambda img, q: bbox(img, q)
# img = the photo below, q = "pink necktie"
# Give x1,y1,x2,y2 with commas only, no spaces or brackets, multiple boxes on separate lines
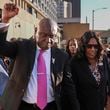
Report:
37,50,47,110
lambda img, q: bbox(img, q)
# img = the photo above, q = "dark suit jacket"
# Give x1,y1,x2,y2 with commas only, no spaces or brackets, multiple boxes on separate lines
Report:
0,31,79,110
70,56,110,110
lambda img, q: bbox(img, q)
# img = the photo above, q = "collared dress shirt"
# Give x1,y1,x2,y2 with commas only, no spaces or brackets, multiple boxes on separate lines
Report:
23,48,55,104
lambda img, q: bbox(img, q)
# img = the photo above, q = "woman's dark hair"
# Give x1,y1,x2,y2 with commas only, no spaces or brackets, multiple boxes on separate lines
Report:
75,31,103,60
66,38,78,57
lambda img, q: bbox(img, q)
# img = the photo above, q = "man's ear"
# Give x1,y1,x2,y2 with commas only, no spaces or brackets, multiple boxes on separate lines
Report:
33,27,37,40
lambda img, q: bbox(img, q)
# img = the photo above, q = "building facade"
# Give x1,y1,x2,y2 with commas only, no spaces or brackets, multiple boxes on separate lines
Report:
0,0,61,47
64,0,81,18
57,0,64,19
57,0,89,49
64,1,72,18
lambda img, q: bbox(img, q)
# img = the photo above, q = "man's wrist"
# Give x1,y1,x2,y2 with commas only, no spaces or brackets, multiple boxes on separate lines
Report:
2,10,10,23
2,19,10,23
0,23,9,32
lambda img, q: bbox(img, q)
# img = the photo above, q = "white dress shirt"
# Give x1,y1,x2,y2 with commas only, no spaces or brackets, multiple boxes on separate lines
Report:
23,48,55,104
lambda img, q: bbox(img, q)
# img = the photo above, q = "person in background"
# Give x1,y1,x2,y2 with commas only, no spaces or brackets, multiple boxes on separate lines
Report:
0,3,79,110
70,31,110,110
0,57,9,96
0,56,8,73
66,38,78,58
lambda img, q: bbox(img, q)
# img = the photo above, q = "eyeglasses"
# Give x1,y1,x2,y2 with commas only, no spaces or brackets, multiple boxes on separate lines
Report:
85,44,99,49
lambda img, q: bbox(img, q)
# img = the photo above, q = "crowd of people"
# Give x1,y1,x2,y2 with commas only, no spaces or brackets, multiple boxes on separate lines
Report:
0,3,110,110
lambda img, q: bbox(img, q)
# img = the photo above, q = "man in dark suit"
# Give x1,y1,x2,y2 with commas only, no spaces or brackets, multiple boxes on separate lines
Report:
0,3,79,110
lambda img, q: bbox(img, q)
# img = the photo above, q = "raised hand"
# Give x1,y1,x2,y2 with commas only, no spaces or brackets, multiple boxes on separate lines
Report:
2,3,19,23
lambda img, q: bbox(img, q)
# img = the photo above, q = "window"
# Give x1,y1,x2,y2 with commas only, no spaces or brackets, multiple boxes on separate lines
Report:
27,5,32,14
21,0,23,8
18,0,20,6
15,0,17,5
30,0,34,3
35,10,38,18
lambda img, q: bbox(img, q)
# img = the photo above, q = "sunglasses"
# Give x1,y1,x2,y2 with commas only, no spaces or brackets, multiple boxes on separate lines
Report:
85,44,99,49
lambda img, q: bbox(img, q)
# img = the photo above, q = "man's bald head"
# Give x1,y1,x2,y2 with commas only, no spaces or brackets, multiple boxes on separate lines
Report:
36,18,57,50
38,18,57,35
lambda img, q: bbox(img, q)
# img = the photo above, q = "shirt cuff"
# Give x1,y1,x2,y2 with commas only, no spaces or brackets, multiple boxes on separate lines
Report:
0,23,9,32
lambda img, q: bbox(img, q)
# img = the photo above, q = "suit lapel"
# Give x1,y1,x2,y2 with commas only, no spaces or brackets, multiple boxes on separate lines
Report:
50,47,64,89
81,60,98,86
98,62,106,85
27,40,36,76
50,47,56,90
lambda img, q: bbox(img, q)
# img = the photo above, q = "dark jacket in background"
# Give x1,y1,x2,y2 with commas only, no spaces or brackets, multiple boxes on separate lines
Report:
70,56,110,110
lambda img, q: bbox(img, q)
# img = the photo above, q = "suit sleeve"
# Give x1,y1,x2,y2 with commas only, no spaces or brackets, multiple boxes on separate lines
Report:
61,57,80,110
0,29,17,58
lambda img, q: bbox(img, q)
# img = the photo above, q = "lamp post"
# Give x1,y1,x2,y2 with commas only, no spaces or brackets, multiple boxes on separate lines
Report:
92,7,107,30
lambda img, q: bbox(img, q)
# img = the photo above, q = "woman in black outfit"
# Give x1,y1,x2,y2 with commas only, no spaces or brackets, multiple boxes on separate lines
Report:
70,31,110,110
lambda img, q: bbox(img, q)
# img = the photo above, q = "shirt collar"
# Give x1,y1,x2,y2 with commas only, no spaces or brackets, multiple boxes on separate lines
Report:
37,45,51,53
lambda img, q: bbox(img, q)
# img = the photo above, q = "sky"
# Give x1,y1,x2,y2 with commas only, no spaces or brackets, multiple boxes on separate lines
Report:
81,0,110,30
